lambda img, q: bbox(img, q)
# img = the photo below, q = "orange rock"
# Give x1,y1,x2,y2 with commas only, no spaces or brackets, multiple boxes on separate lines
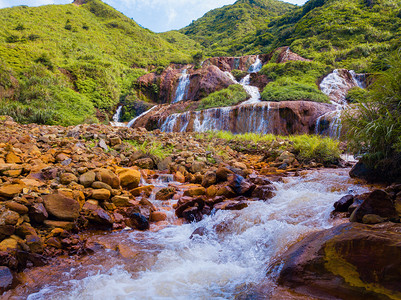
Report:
5,152,21,164
150,211,167,222
0,183,25,198
130,185,154,197
174,171,185,183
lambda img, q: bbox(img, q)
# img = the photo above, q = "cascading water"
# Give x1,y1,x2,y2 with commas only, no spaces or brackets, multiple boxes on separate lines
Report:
127,106,158,128
110,106,125,127
23,169,369,300
316,69,366,138
172,69,191,104
248,55,263,73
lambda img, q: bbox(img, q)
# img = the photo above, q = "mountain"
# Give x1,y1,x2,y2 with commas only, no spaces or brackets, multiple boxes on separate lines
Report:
0,0,192,125
179,0,295,57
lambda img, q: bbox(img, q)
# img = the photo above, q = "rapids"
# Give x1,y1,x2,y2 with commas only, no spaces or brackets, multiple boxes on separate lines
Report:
6,169,371,300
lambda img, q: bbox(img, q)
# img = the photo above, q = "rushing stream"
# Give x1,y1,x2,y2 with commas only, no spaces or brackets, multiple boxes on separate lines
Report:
7,169,370,300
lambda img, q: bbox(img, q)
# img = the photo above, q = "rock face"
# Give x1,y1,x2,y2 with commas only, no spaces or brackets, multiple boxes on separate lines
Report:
202,54,269,72
137,64,233,104
130,100,335,135
273,222,401,300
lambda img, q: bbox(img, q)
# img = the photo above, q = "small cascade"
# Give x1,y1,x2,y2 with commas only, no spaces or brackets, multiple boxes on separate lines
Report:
248,55,263,73
172,69,191,104
127,106,157,128
316,69,366,139
110,106,125,127
224,55,264,106
193,107,232,132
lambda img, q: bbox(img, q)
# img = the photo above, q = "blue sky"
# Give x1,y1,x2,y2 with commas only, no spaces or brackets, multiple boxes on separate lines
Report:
0,0,307,32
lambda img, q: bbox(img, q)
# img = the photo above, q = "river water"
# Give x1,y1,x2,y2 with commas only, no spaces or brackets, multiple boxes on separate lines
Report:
6,169,370,300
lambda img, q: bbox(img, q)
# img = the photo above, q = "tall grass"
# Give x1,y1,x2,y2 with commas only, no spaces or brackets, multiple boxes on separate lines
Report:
204,131,340,164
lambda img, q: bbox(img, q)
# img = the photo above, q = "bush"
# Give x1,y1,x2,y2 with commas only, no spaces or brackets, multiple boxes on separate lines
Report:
5,35,19,43
345,87,368,103
197,85,247,110
261,78,329,102
345,50,401,162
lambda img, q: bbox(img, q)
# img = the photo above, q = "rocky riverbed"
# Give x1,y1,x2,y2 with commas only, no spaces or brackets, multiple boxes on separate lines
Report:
1,116,401,299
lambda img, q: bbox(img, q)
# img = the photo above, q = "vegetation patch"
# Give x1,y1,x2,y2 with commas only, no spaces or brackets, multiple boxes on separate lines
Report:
197,85,248,110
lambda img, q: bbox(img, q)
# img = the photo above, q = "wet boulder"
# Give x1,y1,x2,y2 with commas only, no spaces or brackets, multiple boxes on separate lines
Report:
350,190,398,223
272,222,401,300
155,187,176,200
201,171,217,188
118,169,141,190
79,171,96,188
126,213,149,231
228,174,255,196
251,185,276,201
43,193,80,221
334,195,354,212
96,169,120,189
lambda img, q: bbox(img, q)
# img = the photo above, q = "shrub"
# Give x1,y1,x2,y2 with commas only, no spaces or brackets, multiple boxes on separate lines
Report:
261,78,329,103
5,35,19,43
197,85,247,110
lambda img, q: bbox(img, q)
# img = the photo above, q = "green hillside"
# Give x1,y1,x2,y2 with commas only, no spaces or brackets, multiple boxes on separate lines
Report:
0,0,192,125
179,0,295,57
268,0,401,71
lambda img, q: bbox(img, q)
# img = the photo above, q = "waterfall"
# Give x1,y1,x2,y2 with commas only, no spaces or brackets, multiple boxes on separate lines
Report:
126,106,157,128
248,55,262,73
172,69,191,104
110,106,125,127
159,102,272,134
316,69,366,139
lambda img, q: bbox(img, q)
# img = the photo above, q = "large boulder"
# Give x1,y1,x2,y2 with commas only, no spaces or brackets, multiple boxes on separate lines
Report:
118,169,141,190
272,222,401,300
350,190,398,222
43,193,80,221
0,266,13,293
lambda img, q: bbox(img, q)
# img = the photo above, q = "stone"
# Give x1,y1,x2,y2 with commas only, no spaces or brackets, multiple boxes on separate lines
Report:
0,183,24,198
191,161,205,174
183,186,206,197
118,169,141,190
150,211,167,222
174,171,185,183
43,193,80,221
0,266,13,292
206,185,217,198
16,223,37,237
26,234,43,253
251,185,276,201
130,185,154,197
88,208,114,227
126,213,149,231
350,190,398,222
182,206,203,222
0,224,15,237
96,169,120,189
79,171,96,188
1,210,19,226
201,171,217,188
92,181,113,192
214,200,248,211
272,222,401,300
134,157,154,169
155,187,176,200
6,152,21,164
190,227,208,239
334,195,354,212
98,139,108,151
112,196,131,207
216,185,236,198
29,203,48,223
362,214,385,224
0,238,18,252
216,167,233,182
43,220,76,230
91,189,111,201
5,201,29,214
228,174,255,195
110,136,121,146
46,237,62,249
60,172,78,185
233,162,247,170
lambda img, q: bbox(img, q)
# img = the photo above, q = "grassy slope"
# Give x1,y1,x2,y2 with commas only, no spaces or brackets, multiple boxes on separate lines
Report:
0,0,192,125
179,0,295,57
